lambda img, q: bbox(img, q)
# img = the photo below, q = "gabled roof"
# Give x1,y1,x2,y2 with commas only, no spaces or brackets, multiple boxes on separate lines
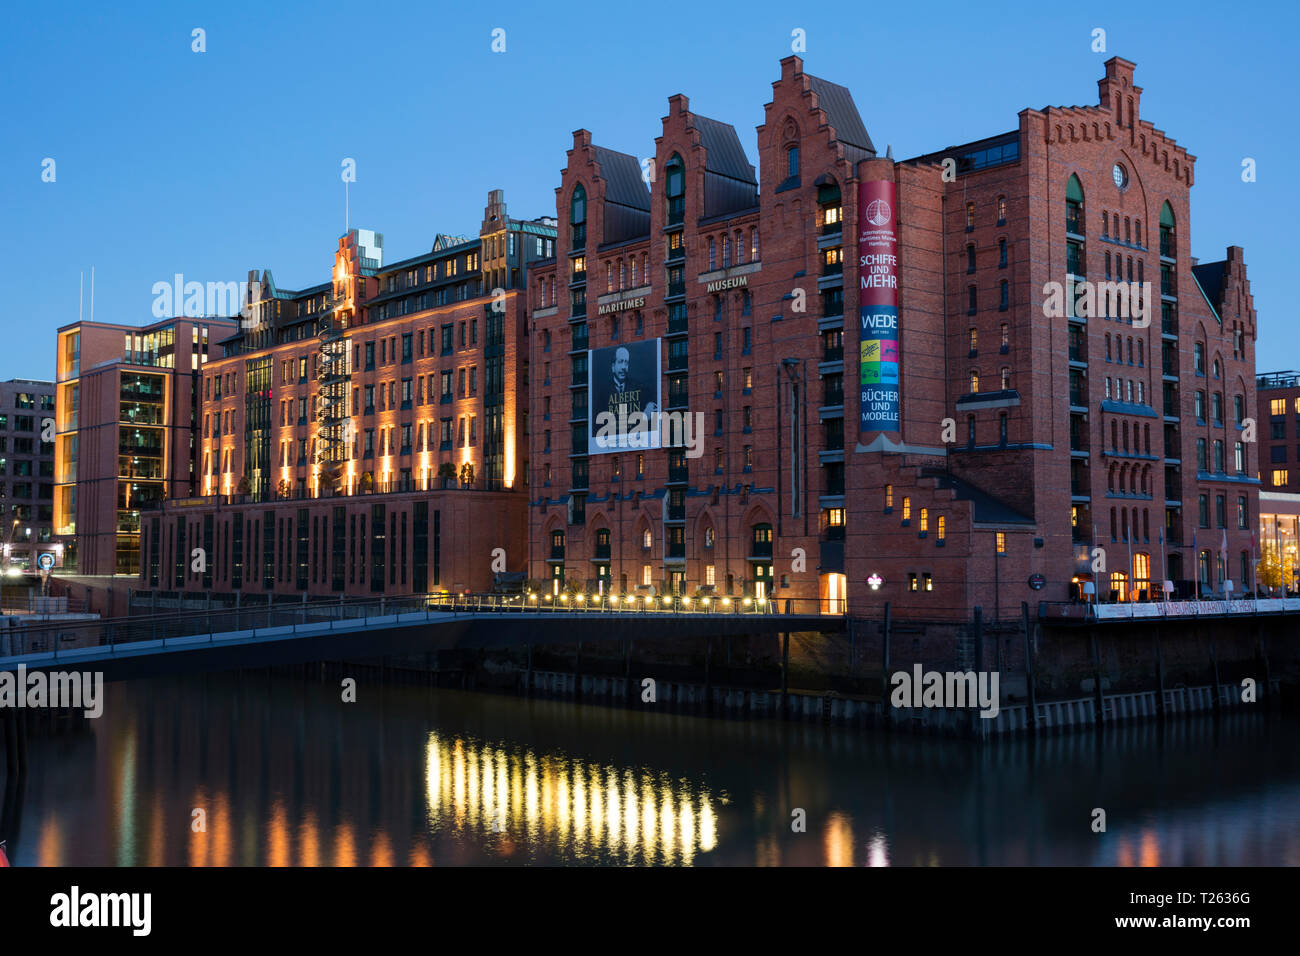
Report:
806,74,875,156
593,146,651,210
693,115,757,184
1192,261,1226,319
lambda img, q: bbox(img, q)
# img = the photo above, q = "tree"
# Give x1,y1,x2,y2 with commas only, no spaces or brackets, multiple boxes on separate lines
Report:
437,461,457,489
459,462,475,488
235,475,251,496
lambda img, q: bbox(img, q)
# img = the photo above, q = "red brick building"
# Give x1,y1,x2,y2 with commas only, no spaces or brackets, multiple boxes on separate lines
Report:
135,190,553,596
526,56,1261,618
108,58,1264,619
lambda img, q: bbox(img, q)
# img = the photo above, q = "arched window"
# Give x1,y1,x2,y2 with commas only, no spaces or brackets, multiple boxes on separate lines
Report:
1065,174,1085,234
708,237,716,271
750,228,759,261
665,154,685,225
1159,201,1176,258
570,184,586,250
642,526,653,549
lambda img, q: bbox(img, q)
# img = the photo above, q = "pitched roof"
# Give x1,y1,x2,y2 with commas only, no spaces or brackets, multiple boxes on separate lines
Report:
1192,261,1226,315
593,146,650,210
693,115,757,184
806,74,875,155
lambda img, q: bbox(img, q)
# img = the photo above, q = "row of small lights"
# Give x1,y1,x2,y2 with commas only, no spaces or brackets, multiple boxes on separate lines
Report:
524,593,769,609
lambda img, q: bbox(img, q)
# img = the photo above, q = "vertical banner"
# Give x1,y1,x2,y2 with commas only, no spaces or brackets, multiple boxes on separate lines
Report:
858,179,900,434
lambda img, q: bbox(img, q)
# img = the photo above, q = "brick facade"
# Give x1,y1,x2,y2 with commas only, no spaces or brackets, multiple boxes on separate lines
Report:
527,56,1262,619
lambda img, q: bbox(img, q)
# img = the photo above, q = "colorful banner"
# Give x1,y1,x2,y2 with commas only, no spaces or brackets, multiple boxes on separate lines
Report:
858,179,900,433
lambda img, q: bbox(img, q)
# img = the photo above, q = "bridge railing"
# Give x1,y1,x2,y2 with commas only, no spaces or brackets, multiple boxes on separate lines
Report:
0,592,843,662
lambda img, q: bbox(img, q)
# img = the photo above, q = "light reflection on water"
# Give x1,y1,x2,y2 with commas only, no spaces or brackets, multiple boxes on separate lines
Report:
4,673,1299,866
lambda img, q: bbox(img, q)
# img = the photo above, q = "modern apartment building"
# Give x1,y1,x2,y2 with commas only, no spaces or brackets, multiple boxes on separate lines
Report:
54,316,235,574
0,379,57,571
1257,371,1300,493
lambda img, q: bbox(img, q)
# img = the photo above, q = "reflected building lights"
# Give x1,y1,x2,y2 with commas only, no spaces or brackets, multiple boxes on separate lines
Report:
420,732,721,864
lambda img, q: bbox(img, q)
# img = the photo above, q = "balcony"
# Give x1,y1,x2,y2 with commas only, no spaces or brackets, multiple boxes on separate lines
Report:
823,343,844,363
667,243,685,262
549,546,566,561
667,197,685,226
1065,211,1084,236
823,382,844,407
570,225,585,250
749,541,773,560
667,501,685,521
593,543,611,560
667,280,686,298
667,541,686,559
667,462,689,484
668,312,688,335
1069,388,1087,408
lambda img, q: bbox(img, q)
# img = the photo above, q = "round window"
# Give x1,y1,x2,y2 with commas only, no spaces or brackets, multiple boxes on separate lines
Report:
1112,163,1129,190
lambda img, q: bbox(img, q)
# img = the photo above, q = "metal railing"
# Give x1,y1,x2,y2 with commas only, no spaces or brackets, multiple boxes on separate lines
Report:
0,591,845,662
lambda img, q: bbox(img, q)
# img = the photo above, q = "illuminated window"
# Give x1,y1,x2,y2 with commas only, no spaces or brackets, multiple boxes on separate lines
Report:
885,484,893,509
919,508,928,532
1273,469,1288,487
902,497,911,520
1271,398,1286,416
908,573,918,592
923,572,933,592
643,565,653,586
996,531,1006,554
937,516,946,541
642,527,652,549
970,370,979,393
965,202,975,230
705,564,716,585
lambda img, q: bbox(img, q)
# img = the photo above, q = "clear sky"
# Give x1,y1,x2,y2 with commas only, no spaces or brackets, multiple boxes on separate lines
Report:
4,0,1295,381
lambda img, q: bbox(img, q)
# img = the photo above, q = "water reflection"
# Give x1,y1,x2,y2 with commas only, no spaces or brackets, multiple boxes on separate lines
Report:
3,673,1299,866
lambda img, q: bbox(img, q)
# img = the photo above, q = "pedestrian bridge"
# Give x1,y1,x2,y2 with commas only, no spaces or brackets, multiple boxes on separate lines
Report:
0,593,845,682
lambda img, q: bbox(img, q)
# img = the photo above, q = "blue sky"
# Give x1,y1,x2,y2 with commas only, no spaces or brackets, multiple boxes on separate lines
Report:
4,0,1295,379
